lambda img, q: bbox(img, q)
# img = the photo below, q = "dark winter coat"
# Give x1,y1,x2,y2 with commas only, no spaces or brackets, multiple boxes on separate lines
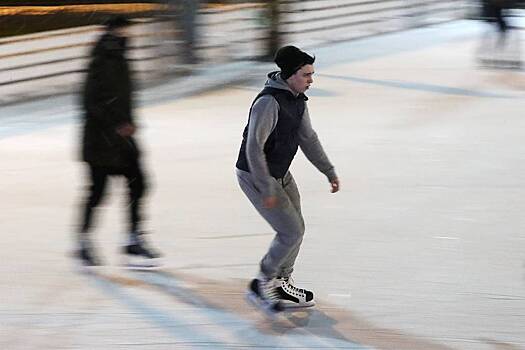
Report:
236,87,306,179
482,0,516,18
81,33,139,167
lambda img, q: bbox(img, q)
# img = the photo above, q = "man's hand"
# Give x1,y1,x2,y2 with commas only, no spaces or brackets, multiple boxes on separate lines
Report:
116,123,136,137
330,178,340,193
263,196,279,209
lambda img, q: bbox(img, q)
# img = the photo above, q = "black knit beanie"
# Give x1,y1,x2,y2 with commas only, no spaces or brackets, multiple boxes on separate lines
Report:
274,46,315,80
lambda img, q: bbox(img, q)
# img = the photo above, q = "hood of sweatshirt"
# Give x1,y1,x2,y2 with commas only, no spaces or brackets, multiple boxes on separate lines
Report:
264,71,301,97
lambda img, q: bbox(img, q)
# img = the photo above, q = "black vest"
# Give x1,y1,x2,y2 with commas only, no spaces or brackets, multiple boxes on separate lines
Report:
236,87,307,179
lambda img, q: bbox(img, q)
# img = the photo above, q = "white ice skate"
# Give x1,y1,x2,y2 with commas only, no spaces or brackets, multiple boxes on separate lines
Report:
276,276,315,309
122,234,162,270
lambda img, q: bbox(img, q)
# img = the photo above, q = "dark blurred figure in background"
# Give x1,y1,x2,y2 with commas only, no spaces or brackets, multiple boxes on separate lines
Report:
77,15,161,268
477,0,521,68
167,0,200,65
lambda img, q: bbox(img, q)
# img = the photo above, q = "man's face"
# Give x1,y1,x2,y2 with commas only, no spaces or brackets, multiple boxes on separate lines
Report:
287,64,314,94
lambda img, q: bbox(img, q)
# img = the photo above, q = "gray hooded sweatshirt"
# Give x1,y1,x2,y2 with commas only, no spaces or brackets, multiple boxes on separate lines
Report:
244,72,337,197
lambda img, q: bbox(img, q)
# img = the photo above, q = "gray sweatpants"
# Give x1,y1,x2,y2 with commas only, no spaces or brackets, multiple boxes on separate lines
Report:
236,168,305,279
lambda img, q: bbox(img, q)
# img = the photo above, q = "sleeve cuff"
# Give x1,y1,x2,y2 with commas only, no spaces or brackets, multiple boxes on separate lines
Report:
324,168,337,182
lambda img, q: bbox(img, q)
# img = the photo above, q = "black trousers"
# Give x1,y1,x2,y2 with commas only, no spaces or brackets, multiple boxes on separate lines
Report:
80,160,147,235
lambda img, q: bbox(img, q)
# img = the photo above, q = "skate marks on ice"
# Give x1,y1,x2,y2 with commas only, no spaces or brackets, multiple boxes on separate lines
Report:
82,269,244,349
318,73,516,99
82,269,458,350
477,339,524,350
0,273,79,350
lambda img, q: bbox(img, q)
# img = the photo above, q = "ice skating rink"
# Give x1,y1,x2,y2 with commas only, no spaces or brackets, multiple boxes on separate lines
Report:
1,21,524,349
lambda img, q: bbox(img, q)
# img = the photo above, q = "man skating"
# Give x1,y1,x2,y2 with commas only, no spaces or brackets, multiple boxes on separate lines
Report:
236,45,340,313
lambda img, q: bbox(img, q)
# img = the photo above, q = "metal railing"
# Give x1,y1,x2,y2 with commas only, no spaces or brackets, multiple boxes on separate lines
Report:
0,18,177,104
279,0,471,47
0,0,473,105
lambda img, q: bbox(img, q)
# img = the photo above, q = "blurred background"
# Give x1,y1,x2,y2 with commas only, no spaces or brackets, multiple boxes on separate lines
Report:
2,2,525,350
0,0,490,105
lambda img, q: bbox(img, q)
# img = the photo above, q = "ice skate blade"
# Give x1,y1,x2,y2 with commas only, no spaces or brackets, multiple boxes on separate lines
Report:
122,256,163,270
74,262,103,274
281,300,316,310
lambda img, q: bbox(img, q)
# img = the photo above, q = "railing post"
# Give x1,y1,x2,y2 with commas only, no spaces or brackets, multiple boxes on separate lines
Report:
165,0,200,64
265,0,281,61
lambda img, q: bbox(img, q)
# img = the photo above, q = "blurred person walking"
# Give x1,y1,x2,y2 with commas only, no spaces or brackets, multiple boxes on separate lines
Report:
235,46,340,314
77,16,160,268
477,0,520,68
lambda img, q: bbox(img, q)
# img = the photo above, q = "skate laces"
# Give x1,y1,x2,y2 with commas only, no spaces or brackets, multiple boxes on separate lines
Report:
260,279,280,302
277,277,314,304
281,277,306,295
